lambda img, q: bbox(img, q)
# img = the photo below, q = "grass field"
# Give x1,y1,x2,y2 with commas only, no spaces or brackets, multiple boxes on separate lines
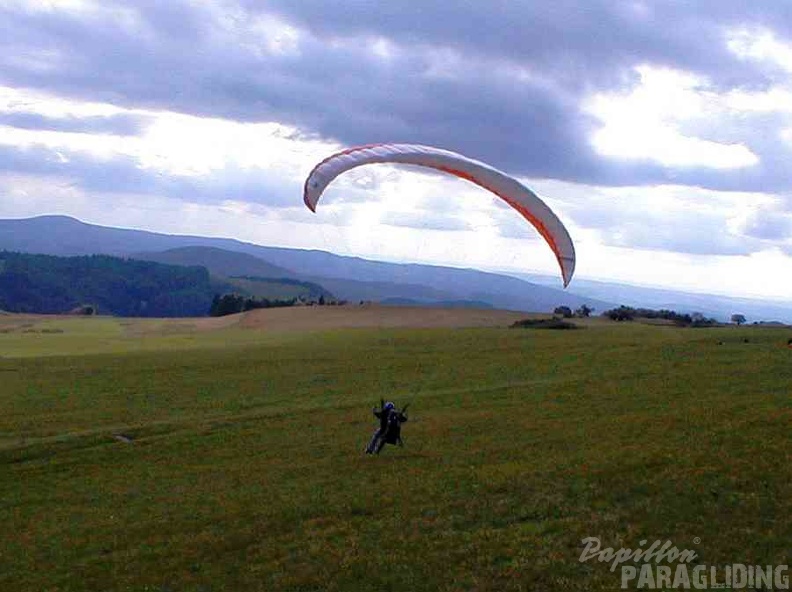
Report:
1,308,791,591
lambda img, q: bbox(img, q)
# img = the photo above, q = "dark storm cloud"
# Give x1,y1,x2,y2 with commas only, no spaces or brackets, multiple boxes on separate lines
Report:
3,1,792,190
258,0,776,90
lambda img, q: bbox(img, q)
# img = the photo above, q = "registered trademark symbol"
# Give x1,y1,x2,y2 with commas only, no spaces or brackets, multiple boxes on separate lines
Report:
693,537,701,545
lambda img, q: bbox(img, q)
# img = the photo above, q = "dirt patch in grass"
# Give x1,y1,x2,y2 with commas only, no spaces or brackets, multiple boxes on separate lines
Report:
120,314,244,336
0,306,545,338
238,304,538,332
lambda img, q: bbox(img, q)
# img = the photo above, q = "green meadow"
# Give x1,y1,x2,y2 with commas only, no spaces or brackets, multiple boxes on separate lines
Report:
2,314,792,591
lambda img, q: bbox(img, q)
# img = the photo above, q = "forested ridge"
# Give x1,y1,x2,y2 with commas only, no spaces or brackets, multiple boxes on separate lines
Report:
0,251,215,317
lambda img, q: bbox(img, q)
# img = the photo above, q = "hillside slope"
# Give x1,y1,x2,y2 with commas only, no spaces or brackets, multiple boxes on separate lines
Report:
130,246,298,280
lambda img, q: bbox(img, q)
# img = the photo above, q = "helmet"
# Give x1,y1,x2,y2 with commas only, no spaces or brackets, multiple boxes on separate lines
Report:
384,401,395,410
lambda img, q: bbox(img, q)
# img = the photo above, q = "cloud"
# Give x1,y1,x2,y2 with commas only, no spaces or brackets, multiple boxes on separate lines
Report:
740,206,792,241
4,1,792,194
0,111,146,135
547,181,774,256
0,142,301,208
603,216,758,257
380,209,472,232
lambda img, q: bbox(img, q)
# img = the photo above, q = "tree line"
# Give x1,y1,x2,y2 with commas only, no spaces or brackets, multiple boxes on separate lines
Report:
600,305,718,326
209,293,346,316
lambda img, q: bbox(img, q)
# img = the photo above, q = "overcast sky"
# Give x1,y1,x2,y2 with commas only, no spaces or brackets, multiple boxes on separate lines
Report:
2,1,792,299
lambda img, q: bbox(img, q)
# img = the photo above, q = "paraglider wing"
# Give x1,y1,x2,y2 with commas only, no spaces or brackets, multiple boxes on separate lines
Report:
303,143,576,287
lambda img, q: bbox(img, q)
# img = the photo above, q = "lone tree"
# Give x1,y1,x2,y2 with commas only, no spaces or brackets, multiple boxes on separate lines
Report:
554,305,573,318
576,304,594,318
731,313,747,325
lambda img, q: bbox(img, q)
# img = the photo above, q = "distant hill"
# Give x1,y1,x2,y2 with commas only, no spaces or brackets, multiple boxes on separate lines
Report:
130,246,333,302
0,216,191,256
380,297,494,309
224,276,333,302
9,215,791,321
0,215,612,313
300,275,471,304
130,246,298,280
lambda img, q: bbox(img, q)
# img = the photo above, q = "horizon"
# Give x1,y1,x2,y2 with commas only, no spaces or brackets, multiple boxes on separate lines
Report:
4,213,792,317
